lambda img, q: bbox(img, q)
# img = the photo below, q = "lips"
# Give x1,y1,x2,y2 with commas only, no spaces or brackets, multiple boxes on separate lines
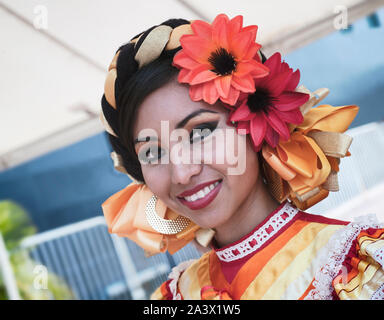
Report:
177,179,223,211
177,179,222,198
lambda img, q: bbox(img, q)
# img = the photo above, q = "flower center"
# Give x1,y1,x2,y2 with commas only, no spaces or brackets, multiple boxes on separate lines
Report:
208,47,237,76
247,88,274,114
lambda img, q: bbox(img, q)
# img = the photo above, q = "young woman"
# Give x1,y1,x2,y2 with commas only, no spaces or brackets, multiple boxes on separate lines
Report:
100,14,384,300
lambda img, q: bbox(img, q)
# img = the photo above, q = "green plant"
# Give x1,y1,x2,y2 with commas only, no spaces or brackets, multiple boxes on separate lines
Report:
0,200,74,299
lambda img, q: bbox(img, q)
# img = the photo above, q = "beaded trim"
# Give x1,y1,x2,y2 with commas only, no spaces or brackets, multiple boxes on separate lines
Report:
215,202,299,262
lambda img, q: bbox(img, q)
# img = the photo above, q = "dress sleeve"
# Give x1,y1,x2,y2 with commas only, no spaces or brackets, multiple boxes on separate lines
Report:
332,227,384,300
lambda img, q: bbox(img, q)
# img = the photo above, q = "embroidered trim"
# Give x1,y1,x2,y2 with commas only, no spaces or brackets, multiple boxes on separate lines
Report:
371,283,384,300
372,246,384,269
304,214,383,300
167,259,196,300
215,202,299,262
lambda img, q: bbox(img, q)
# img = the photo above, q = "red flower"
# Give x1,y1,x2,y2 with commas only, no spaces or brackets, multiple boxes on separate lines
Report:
172,14,269,106
229,53,310,151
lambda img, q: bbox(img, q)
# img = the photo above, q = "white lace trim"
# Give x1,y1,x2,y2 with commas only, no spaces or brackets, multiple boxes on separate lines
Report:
371,283,384,300
372,246,384,269
304,214,384,300
167,259,196,300
215,202,299,263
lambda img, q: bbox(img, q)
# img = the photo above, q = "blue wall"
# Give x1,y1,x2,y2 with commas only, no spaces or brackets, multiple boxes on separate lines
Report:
1,9,383,231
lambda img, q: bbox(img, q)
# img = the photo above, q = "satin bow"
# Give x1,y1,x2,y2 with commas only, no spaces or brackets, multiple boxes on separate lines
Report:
102,182,200,255
261,87,359,210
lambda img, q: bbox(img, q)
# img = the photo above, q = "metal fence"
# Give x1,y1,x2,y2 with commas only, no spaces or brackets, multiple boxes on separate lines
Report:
1,216,201,300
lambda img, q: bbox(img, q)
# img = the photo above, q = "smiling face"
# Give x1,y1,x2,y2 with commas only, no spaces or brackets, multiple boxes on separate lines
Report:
133,77,261,229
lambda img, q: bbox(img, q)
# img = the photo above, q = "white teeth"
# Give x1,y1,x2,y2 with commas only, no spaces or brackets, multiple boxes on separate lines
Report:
183,181,220,202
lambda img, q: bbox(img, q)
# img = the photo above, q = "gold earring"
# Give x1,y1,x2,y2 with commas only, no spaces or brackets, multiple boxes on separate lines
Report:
145,195,190,234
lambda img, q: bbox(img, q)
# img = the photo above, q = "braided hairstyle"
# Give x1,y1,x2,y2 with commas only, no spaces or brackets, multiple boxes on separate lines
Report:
101,18,267,184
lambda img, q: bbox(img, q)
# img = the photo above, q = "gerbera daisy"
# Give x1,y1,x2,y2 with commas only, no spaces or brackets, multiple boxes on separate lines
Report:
172,13,269,106
228,52,310,151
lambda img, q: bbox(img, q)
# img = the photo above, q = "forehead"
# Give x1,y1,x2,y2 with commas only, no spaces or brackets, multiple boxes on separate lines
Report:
133,79,226,135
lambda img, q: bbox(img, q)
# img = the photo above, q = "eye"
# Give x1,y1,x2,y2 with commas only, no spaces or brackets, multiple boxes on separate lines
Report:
189,121,218,144
138,145,164,164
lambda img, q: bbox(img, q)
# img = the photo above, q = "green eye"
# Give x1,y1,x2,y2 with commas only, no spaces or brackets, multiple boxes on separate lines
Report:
189,121,218,144
138,145,164,164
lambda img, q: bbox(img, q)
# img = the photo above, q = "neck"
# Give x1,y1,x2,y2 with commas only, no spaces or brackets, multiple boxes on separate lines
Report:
213,176,280,248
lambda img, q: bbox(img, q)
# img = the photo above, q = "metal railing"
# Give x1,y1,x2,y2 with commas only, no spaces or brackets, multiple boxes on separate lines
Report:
0,216,201,300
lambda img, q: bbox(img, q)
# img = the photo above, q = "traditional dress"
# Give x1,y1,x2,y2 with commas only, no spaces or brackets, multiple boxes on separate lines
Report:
151,200,384,300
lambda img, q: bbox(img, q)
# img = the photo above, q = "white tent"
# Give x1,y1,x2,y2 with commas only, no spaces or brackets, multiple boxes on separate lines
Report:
1,0,383,171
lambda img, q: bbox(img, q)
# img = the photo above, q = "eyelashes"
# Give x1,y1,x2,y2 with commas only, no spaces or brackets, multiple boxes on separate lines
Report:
189,121,218,144
138,121,219,164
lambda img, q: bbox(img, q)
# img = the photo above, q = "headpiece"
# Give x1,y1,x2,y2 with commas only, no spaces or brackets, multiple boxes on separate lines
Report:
100,14,359,255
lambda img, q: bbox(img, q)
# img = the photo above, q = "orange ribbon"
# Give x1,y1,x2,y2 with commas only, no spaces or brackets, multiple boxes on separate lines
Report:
101,182,199,255
201,285,233,300
261,88,359,210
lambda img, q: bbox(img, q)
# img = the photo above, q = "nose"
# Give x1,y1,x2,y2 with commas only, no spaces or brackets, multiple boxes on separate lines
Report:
170,161,202,185
169,144,202,185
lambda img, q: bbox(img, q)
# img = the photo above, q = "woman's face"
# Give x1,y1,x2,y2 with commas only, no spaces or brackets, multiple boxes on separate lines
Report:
133,78,260,229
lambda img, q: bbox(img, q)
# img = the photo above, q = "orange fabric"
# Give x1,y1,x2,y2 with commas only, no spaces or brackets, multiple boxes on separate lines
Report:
261,103,359,210
299,280,316,300
101,182,199,254
209,219,310,299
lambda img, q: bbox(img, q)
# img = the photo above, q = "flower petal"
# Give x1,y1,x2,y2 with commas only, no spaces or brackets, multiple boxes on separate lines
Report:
230,102,252,121
178,68,193,83
191,20,212,40
236,121,250,134
189,65,218,85
264,122,280,148
203,81,220,104
189,83,204,101
228,15,243,39
265,108,290,141
235,60,268,78
242,42,261,60
230,31,253,60
264,52,282,77
250,113,267,148
231,74,255,92
274,92,310,111
264,70,291,96
173,50,200,70
274,108,304,124
285,69,300,91
215,75,232,99
220,85,240,105
212,15,229,49
180,35,215,63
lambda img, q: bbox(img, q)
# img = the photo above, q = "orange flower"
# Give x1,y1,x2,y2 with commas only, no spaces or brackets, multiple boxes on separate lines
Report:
173,14,269,106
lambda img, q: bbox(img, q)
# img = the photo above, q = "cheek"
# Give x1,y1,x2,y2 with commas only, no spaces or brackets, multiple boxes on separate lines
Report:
141,166,170,199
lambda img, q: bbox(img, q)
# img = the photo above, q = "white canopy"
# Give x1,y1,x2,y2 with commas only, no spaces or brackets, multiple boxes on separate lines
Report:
1,0,383,170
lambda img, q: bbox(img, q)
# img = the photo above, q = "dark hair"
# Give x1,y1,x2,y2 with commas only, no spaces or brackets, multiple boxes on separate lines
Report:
102,19,189,183
117,56,179,182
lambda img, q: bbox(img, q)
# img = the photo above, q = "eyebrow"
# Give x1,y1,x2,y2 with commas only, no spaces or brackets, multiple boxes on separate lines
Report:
134,109,219,144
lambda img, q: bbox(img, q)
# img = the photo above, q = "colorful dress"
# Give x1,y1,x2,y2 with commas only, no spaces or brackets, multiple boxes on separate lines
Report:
151,200,384,300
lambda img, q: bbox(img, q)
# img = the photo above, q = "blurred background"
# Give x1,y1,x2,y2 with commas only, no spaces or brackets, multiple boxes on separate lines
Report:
1,0,384,300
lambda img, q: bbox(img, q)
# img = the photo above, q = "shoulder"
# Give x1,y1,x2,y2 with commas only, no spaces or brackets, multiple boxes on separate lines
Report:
150,253,211,300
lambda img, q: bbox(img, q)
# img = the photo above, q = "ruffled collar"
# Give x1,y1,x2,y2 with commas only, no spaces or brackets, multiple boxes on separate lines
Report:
213,200,300,263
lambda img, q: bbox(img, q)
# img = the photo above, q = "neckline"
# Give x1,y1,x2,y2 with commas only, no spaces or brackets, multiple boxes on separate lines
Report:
213,200,299,263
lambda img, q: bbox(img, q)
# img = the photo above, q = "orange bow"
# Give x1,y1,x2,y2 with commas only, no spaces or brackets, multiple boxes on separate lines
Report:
261,87,359,210
101,182,200,255
201,285,233,300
